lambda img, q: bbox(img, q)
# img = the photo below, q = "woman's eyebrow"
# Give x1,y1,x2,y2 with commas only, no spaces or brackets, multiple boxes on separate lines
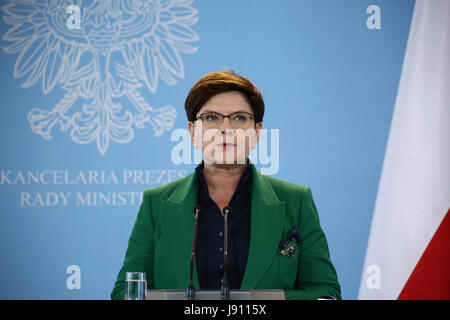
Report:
201,109,248,114
199,109,219,114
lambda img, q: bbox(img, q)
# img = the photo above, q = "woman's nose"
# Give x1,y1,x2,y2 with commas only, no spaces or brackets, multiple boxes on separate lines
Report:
219,116,234,132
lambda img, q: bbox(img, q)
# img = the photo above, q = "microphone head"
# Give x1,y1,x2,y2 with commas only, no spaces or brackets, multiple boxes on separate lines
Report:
222,206,232,216
193,204,202,214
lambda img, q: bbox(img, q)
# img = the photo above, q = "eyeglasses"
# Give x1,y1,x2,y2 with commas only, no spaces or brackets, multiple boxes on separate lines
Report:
196,111,255,129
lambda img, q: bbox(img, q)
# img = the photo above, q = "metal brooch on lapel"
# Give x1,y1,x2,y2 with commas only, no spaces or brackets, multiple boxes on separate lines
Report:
279,226,300,258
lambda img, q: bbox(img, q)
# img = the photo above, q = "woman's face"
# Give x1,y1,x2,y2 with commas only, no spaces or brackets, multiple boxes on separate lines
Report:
188,91,262,166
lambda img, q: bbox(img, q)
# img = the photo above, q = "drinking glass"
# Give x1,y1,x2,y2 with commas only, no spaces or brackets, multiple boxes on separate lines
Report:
125,272,147,300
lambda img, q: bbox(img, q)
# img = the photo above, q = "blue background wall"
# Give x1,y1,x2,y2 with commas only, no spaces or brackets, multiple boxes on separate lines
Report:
0,0,415,299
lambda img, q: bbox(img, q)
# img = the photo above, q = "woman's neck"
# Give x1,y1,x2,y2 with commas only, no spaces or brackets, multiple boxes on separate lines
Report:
202,163,246,193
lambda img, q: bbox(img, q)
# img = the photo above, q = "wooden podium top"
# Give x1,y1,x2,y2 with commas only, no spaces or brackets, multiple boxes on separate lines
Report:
146,289,285,300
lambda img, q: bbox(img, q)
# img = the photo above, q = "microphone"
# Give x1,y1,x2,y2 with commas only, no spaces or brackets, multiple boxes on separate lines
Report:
187,204,202,300
221,206,231,300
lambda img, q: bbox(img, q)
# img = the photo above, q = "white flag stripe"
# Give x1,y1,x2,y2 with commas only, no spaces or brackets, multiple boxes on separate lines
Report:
359,0,450,300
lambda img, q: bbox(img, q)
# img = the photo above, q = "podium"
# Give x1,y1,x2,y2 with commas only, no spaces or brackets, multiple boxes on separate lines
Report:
146,289,285,300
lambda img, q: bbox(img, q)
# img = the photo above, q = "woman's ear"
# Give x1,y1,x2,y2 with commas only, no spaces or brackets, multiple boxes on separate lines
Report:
189,121,204,149
188,121,196,147
255,122,263,143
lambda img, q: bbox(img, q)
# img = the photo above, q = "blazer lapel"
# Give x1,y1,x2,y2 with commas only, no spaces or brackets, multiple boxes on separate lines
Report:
159,163,285,291
240,164,286,289
160,172,201,289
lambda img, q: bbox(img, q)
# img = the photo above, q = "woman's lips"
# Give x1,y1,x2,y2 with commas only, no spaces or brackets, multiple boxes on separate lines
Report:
217,143,236,149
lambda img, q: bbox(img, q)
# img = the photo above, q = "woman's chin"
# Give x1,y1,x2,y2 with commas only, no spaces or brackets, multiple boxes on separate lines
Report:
204,151,248,166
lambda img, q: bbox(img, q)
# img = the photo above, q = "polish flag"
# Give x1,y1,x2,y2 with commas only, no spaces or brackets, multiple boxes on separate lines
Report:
358,0,450,300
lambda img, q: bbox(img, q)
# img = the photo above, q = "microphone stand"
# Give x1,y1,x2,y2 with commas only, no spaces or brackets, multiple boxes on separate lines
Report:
187,205,202,300
221,206,231,300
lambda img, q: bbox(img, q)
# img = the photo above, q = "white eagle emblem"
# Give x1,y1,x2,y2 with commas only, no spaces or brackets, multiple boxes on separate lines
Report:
2,0,199,155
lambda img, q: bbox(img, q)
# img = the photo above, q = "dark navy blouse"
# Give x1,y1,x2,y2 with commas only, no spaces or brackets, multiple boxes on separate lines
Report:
194,163,252,289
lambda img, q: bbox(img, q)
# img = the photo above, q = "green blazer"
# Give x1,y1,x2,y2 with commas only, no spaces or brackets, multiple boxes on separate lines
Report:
111,164,341,300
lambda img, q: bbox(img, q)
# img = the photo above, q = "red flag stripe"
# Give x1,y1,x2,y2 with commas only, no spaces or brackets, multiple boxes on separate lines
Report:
398,208,450,300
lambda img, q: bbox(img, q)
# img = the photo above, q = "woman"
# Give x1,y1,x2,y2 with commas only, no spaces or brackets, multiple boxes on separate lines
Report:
111,70,341,300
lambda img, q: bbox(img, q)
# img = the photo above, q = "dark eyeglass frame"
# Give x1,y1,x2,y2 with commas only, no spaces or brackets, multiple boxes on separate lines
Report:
195,111,255,128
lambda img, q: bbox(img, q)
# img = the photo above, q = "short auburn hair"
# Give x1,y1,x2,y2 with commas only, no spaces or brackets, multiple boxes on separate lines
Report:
184,70,265,123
